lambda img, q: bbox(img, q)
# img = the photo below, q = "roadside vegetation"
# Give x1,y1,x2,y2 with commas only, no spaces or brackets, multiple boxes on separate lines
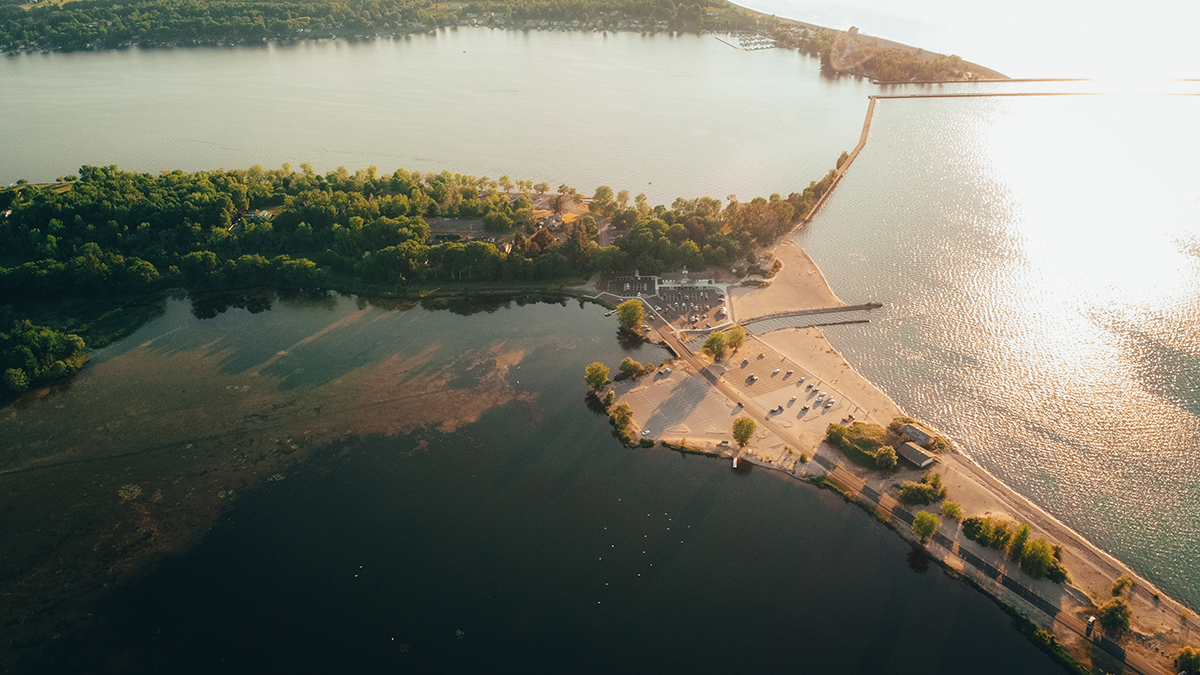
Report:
912,511,939,542
961,515,1069,583
702,330,726,361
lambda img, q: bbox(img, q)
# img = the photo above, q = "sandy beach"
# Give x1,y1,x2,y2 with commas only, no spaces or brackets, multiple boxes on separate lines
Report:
606,233,1196,674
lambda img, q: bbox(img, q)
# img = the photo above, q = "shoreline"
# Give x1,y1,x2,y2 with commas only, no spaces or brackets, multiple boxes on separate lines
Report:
605,115,1196,674
611,250,1195,673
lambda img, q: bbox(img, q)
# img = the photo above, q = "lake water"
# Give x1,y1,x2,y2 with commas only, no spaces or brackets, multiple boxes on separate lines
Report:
3,23,1200,669
5,295,1062,673
797,93,1200,606
0,29,873,205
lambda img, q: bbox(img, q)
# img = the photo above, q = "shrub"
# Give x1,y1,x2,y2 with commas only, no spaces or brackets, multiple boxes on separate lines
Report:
1111,574,1133,597
988,520,1013,551
1097,597,1132,634
639,438,655,448
603,390,615,406
874,445,897,470
940,501,962,522
898,472,947,505
1009,523,1031,561
1021,538,1056,578
962,516,991,542
799,452,809,463
1178,645,1200,673
609,402,634,429
619,356,656,379
912,511,939,542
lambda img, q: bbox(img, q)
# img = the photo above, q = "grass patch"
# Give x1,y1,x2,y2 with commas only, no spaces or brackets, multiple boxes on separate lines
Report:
813,475,856,503
826,421,888,468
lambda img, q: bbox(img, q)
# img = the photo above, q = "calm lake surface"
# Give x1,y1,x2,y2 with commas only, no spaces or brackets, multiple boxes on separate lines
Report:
2,23,1199,669
8,296,1062,673
0,29,873,204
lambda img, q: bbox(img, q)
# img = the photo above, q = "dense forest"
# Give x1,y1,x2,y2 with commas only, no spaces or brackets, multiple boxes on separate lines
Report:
0,0,758,53
0,158,841,395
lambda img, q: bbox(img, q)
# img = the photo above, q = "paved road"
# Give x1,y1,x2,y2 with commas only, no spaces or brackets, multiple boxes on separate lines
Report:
816,455,1169,675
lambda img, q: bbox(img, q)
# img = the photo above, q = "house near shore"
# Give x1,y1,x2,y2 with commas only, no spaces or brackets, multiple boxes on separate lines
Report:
901,423,934,448
897,442,935,469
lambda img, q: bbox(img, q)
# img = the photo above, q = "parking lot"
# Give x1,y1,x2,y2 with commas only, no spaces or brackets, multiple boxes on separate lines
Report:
647,286,728,331
608,276,657,297
725,351,848,425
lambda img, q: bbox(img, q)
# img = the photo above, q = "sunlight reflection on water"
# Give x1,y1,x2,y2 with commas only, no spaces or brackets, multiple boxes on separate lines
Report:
798,93,1200,606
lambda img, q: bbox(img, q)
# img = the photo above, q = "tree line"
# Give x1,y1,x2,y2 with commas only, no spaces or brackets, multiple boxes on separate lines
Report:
0,0,750,53
0,155,843,394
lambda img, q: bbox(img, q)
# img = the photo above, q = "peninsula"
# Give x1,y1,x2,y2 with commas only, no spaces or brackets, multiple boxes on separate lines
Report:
0,0,1002,82
586,130,1196,674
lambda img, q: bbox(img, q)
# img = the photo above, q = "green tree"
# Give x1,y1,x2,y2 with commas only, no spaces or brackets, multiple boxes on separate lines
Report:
1097,597,1132,634
703,331,727,361
898,472,947,505
1177,646,1200,673
726,325,746,351
1009,523,1031,562
609,401,634,429
3,367,29,394
534,182,549,196
732,416,756,448
615,299,644,330
874,445,897,470
1111,574,1133,597
1021,538,1056,579
619,357,653,379
912,511,939,542
591,185,614,214
585,361,610,391
940,501,962,522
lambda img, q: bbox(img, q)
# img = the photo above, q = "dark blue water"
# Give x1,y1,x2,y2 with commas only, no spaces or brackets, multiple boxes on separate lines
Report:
25,300,1063,674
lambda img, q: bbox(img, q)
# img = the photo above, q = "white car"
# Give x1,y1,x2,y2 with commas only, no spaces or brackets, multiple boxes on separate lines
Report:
772,368,780,376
